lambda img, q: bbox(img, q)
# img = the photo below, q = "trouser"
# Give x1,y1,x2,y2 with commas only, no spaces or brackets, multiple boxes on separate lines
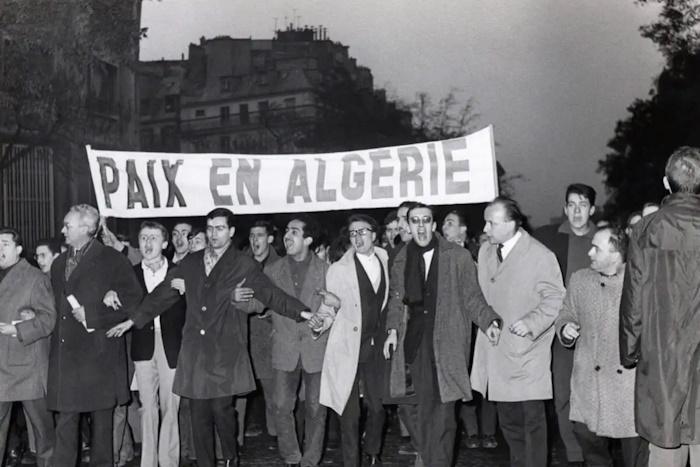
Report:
273,365,326,466
179,398,195,458
649,443,700,467
497,400,548,467
55,408,113,467
398,403,421,449
339,347,386,467
134,329,181,467
572,421,648,467
461,391,497,437
0,398,54,467
258,377,277,436
410,339,457,467
189,396,238,467
552,340,583,462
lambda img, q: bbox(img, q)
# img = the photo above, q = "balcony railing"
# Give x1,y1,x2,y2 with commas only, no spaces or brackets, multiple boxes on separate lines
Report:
180,105,318,134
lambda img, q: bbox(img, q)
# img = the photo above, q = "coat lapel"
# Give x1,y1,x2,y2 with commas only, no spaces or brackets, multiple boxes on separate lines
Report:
0,259,28,298
493,229,528,277
339,249,361,308
277,258,297,297
66,241,103,285
300,254,324,306
376,248,390,309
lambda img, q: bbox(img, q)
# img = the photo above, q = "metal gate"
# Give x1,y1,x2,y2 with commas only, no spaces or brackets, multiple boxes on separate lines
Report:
0,144,55,249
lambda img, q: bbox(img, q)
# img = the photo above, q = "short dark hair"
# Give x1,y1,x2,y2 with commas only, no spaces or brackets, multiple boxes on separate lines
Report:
642,202,659,209
139,220,169,243
383,209,398,226
36,237,63,255
289,214,320,242
407,203,435,220
0,228,23,248
328,229,352,263
398,200,419,211
188,227,206,240
347,213,379,233
251,220,276,237
665,146,700,194
565,183,597,207
488,196,525,228
445,209,468,227
207,208,235,228
600,225,628,262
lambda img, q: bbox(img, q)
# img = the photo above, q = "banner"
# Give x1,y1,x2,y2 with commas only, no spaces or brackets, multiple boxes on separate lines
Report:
87,125,498,218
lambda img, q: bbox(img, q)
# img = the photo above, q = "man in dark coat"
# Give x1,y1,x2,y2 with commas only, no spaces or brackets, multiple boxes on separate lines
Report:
621,146,700,466
533,183,597,467
47,204,143,467
0,228,57,467
108,208,312,467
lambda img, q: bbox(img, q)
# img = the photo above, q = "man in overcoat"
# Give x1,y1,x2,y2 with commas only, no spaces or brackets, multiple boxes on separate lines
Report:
556,226,648,467
620,146,700,466
316,214,390,467
383,203,502,467
0,228,56,467
47,204,143,467
471,197,565,467
108,208,312,467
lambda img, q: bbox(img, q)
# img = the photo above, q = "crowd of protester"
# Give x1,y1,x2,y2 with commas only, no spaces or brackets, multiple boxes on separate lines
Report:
1,146,699,467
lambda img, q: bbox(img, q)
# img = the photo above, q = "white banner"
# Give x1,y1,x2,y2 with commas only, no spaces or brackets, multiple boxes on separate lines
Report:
87,126,498,218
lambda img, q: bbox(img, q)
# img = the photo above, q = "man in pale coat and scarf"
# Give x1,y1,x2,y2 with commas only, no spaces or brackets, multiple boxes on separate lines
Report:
471,197,566,467
556,226,648,467
383,203,502,467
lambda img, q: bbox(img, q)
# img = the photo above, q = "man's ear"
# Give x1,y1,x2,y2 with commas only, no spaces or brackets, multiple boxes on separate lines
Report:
663,176,672,194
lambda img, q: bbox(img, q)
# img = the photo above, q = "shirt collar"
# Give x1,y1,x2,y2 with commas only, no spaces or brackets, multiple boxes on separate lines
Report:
142,257,168,274
558,220,596,238
500,230,522,260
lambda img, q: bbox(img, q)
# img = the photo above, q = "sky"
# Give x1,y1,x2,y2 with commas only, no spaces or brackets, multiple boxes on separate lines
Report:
140,0,664,226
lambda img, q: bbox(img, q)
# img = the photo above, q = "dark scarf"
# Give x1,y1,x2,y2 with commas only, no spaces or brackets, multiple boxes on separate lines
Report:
403,237,438,308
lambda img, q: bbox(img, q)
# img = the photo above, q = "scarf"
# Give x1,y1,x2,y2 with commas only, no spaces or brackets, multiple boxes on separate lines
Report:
403,236,438,308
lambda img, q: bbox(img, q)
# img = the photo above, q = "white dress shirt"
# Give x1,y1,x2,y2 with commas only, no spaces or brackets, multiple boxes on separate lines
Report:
356,251,381,292
142,259,168,329
500,231,522,261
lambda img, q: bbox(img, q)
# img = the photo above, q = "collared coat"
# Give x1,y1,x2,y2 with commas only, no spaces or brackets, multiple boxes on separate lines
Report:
471,229,565,402
264,253,329,373
0,259,56,401
556,268,636,438
620,193,700,447
386,234,501,403
319,247,390,415
131,247,309,399
47,241,143,412
248,247,280,380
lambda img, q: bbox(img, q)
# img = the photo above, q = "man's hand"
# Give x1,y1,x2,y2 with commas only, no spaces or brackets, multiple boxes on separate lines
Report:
106,320,134,338
383,329,398,360
562,322,581,342
317,290,340,309
232,278,254,303
171,278,186,295
509,319,532,338
256,309,270,319
300,310,313,321
103,291,122,310
486,321,501,346
0,323,17,336
19,310,35,321
308,313,325,331
71,306,86,323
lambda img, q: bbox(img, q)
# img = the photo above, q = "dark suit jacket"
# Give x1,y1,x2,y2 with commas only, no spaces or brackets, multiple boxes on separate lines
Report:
129,246,309,399
47,241,143,412
533,223,570,278
131,260,186,368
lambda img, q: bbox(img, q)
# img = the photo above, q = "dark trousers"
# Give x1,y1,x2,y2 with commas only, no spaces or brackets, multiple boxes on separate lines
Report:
573,421,649,467
189,396,238,467
397,403,421,450
339,347,386,467
54,408,113,467
273,365,326,466
461,391,497,437
410,339,457,467
552,341,583,462
497,400,548,467
0,398,54,467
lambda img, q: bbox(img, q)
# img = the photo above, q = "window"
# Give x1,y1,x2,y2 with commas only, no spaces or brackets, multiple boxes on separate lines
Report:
220,77,232,93
240,104,249,124
220,106,230,123
90,57,119,115
258,101,269,122
161,125,178,152
140,128,154,150
195,109,206,117
220,135,230,152
164,95,178,113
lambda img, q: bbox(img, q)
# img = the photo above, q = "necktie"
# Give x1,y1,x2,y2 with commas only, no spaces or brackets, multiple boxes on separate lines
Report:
497,244,504,264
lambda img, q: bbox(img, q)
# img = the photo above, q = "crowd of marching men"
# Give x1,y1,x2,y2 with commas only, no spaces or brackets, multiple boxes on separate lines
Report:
1,146,700,467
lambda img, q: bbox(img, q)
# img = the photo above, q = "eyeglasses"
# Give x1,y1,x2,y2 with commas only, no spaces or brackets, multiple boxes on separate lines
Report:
409,216,433,226
348,228,374,238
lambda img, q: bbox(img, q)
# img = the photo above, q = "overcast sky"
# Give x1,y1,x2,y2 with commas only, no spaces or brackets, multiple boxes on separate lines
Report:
140,0,663,226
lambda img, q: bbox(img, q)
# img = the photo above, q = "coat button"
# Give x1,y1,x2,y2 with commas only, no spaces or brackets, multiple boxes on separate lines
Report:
424,310,428,314
595,365,601,371
61,339,65,343
617,369,623,374
201,306,207,311
200,329,206,335
491,278,495,283
353,327,358,331
62,316,66,320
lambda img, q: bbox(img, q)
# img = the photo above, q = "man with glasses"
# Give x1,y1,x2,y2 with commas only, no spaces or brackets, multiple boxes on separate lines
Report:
314,214,389,466
383,203,502,467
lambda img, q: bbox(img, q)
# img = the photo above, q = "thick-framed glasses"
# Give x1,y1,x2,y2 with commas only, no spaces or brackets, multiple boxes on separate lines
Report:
348,228,374,237
409,216,433,226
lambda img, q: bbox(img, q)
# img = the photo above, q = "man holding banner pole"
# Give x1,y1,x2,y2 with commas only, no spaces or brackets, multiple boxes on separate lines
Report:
107,208,316,467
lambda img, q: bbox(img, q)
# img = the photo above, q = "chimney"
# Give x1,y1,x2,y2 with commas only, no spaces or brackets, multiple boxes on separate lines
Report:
199,36,205,45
